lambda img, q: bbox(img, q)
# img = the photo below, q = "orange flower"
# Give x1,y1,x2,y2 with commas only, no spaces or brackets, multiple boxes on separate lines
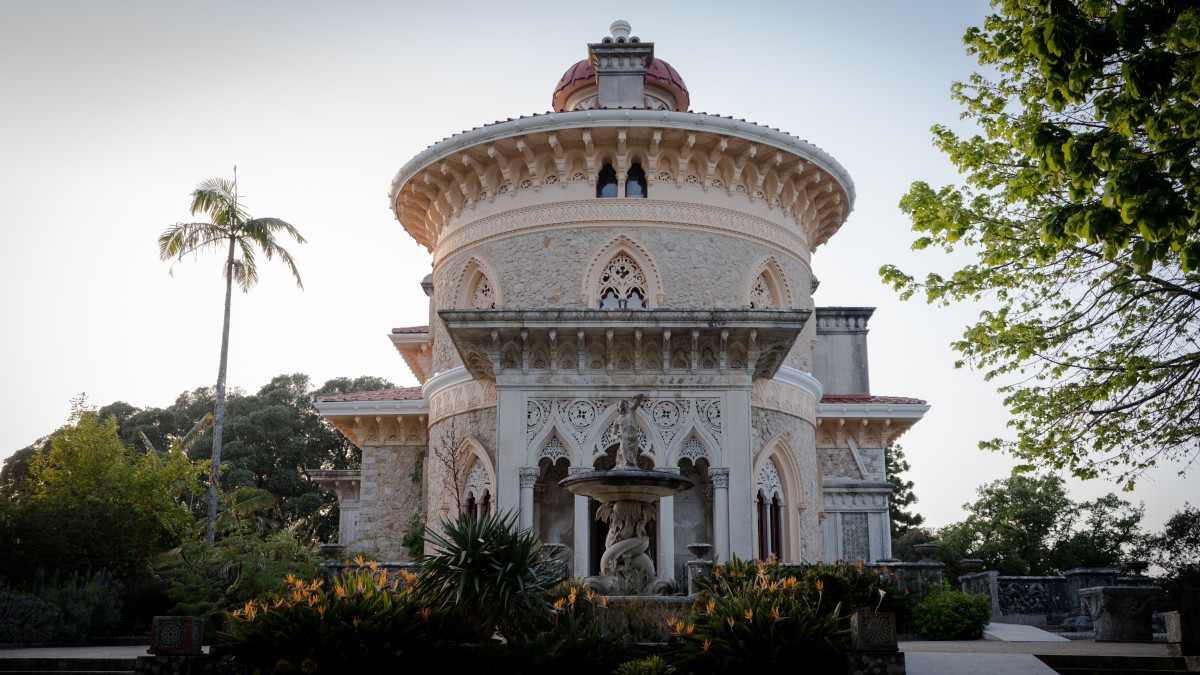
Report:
686,624,695,634
585,589,595,602
815,580,824,592
705,600,715,615
744,609,754,620
600,597,609,608
553,598,566,609
771,607,781,619
352,617,361,629
316,605,326,617
726,617,735,628
353,555,365,566
702,639,712,651
368,561,378,571
421,607,431,620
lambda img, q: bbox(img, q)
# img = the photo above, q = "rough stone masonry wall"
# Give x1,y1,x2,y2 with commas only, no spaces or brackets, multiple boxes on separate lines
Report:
355,442,425,561
431,225,814,374
426,408,498,523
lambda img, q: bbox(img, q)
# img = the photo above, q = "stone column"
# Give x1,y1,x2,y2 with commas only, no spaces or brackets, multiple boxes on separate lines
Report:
494,388,525,516
1079,586,1163,642
723,390,755,559
569,466,592,578
710,467,730,561
656,465,679,581
518,467,541,532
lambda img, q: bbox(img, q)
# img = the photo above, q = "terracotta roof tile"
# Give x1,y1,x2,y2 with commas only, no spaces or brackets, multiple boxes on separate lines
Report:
391,325,430,334
317,387,424,403
820,394,927,405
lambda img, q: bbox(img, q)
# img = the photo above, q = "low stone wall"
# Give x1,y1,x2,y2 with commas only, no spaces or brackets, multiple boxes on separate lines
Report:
959,567,1161,630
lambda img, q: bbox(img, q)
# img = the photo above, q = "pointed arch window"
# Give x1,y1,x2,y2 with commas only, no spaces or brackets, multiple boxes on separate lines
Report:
756,459,784,559
463,461,493,518
749,273,773,309
625,163,647,198
471,274,497,309
597,164,618,198
598,253,649,309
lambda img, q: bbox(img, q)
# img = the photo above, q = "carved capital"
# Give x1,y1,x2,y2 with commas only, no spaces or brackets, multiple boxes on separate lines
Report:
709,467,730,488
518,466,541,488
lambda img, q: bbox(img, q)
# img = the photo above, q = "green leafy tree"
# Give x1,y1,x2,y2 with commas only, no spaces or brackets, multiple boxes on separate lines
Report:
1150,504,1200,613
881,0,1200,487
159,175,305,542
885,444,925,539
937,474,1147,575
0,399,200,582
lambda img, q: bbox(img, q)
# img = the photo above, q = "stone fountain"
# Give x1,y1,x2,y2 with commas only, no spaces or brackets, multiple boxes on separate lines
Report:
559,396,694,595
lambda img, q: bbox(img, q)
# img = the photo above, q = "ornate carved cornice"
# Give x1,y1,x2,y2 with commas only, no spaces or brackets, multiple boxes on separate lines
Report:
390,111,853,255
306,469,362,503
437,308,809,386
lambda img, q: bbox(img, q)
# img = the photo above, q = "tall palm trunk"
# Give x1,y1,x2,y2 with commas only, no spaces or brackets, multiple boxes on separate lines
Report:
207,236,236,543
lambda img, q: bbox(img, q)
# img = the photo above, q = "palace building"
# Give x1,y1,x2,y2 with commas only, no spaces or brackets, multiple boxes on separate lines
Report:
309,21,928,582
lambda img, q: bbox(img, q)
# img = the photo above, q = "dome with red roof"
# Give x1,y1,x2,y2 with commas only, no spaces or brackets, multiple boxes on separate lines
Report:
552,57,690,113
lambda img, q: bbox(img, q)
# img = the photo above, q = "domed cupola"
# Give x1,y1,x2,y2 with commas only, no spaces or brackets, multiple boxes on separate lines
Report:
552,20,690,112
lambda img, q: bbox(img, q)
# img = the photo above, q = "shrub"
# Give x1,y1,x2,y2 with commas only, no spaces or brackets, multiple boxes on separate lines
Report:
417,511,559,645
0,570,121,644
503,584,629,675
672,557,848,672
913,589,992,640
222,560,467,672
618,654,675,675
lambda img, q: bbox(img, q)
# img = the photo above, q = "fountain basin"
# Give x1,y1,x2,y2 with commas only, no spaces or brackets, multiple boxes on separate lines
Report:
557,469,693,501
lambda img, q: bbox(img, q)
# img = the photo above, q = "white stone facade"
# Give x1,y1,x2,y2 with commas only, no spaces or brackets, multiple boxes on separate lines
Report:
311,23,928,581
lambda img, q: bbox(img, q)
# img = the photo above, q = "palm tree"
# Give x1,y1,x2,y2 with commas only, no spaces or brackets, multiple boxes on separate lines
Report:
159,175,305,543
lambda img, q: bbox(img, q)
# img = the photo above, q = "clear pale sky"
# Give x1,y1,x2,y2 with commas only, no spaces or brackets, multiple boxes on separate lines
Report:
0,0,1191,534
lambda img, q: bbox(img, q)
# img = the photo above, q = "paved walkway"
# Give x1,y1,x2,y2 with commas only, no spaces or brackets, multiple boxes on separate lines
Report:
0,625,1174,675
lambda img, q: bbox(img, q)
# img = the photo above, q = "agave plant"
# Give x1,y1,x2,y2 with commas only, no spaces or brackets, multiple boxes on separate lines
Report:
417,510,559,645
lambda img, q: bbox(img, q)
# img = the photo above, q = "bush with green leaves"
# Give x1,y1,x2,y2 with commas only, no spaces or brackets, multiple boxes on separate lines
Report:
0,570,121,644
672,556,848,672
913,588,992,640
618,654,675,675
416,510,559,645
222,561,467,672
501,583,630,675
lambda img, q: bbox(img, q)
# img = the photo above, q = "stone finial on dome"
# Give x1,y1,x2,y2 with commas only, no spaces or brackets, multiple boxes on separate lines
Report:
609,20,632,40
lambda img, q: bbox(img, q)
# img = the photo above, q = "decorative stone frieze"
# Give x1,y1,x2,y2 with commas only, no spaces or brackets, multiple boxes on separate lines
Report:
427,378,497,424
434,199,811,267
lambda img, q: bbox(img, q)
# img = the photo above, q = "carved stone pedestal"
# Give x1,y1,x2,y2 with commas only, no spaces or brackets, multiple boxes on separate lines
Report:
1078,586,1162,642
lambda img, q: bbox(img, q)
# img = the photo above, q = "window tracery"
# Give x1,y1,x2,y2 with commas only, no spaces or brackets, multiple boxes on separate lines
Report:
471,275,497,309
749,273,773,309
598,253,649,309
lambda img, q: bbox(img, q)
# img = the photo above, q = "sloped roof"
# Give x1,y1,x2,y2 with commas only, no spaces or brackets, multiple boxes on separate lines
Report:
316,387,424,403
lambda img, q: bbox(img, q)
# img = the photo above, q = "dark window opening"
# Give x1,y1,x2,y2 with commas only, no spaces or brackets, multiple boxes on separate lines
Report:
625,163,647,198
597,164,618,198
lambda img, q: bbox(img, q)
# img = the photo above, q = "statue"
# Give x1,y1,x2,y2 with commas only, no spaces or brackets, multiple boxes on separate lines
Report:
614,395,645,469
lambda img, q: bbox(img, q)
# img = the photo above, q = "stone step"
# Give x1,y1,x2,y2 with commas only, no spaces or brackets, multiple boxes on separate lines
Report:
1036,653,1190,675
0,659,135,673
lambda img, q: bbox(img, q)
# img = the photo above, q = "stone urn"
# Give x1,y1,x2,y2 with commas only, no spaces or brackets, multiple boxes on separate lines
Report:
913,543,940,561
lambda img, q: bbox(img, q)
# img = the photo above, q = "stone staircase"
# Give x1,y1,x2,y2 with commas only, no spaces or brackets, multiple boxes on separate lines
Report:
0,658,135,675
1036,653,1194,675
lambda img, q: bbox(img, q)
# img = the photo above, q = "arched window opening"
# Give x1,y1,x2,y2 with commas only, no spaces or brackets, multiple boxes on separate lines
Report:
463,460,492,519
756,458,785,560
749,273,773,309
471,274,497,309
597,164,618,198
770,495,783,559
756,491,770,560
625,163,647,198
598,253,649,309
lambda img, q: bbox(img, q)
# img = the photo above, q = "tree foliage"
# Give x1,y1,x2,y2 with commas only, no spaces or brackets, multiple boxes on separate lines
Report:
882,0,1200,487
0,399,201,583
885,444,925,539
936,474,1149,575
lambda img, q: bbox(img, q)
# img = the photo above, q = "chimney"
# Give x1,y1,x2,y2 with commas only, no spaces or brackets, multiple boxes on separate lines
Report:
588,20,654,109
